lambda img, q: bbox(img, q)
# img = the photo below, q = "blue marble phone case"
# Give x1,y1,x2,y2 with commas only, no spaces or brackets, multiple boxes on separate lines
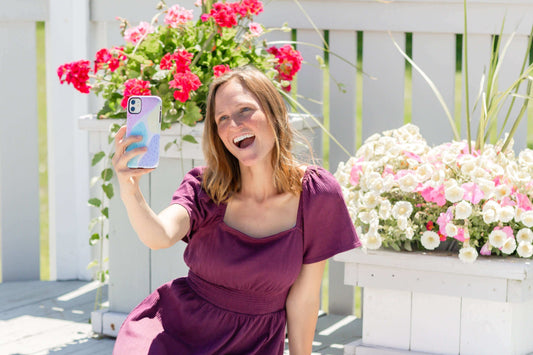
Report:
125,96,162,168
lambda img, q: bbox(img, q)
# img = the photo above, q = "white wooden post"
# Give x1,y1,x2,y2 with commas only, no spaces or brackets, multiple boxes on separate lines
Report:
46,0,92,280
0,0,46,281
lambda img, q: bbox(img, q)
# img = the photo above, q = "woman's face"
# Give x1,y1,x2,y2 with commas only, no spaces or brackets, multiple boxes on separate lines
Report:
214,79,276,168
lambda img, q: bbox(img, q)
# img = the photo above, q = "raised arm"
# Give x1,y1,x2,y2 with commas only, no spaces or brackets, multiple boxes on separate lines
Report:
112,125,190,249
286,260,326,354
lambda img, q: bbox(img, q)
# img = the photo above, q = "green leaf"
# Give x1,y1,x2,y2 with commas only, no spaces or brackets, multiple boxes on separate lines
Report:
391,243,401,252
164,139,177,151
181,102,202,126
91,151,106,166
101,168,114,182
101,207,109,219
182,134,198,144
88,216,104,231
88,198,102,208
98,270,106,283
87,259,99,270
89,233,101,246
404,241,413,252
102,183,114,199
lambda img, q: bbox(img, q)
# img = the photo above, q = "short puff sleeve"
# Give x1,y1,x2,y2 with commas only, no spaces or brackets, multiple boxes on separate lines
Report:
170,167,218,243
301,167,361,264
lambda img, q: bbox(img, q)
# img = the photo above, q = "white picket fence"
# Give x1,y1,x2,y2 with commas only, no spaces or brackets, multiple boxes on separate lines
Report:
1,0,532,320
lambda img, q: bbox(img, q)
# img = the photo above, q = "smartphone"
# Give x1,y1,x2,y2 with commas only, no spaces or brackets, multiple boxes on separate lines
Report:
125,95,162,169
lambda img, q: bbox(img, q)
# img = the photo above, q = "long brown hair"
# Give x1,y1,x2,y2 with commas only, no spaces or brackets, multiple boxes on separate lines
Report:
202,66,303,203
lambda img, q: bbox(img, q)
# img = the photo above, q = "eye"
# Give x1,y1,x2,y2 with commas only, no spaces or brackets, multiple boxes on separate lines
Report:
240,107,252,114
217,115,229,123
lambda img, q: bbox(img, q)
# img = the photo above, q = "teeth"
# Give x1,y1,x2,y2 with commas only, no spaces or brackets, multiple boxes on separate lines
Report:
233,134,255,144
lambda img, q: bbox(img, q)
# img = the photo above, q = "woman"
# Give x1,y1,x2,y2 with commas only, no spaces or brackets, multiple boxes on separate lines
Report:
112,66,360,354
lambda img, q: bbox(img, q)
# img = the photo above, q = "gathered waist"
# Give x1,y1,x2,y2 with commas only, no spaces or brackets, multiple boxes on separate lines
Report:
186,271,286,315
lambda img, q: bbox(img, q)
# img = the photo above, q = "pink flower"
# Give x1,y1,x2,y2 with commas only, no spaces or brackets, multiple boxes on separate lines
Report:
516,193,533,211
462,182,484,204
349,158,364,186
436,208,453,236
164,5,194,28
121,78,151,108
480,242,492,256
169,71,201,103
57,60,92,94
454,228,466,242
124,21,155,44
248,22,263,37
418,185,446,206
213,64,231,77
403,151,422,163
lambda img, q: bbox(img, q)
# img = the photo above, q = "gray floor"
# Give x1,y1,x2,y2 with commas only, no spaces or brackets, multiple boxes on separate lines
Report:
0,280,361,354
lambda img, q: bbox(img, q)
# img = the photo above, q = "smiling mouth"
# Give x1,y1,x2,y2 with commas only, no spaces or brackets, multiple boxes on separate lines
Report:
233,134,256,149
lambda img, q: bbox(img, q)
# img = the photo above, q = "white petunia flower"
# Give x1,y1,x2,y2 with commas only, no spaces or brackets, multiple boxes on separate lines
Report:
455,201,473,219
499,206,515,223
459,246,478,263
421,231,440,250
363,231,382,250
501,237,517,255
489,229,507,248
378,200,392,220
494,184,511,200
358,210,378,225
362,191,380,209
483,201,501,224
476,178,495,200
516,228,533,244
392,201,413,219
520,211,533,228
518,149,533,168
516,242,533,258
397,217,408,230
416,164,434,182
445,184,464,203
445,223,458,237
398,174,418,192
405,226,414,240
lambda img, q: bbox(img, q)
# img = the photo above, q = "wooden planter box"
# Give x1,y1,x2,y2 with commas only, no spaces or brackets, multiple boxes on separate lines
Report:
334,248,533,355
78,114,320,337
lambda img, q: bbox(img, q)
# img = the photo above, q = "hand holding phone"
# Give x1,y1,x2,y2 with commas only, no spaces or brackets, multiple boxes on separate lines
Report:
125,96,162,169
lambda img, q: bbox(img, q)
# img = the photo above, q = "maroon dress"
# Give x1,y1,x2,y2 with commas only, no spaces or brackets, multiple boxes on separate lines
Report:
113,166,360,355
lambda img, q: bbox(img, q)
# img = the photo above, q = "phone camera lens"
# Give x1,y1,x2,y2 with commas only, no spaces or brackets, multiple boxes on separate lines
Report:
131,107,136,112
131,99,136,105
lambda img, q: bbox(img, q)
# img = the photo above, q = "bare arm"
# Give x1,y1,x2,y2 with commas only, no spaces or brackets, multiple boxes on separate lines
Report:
286,260,326,355
112,126,190,249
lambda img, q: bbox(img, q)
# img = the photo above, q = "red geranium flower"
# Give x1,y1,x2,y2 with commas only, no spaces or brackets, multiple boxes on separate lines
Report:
169,71,201,103
267,44,303,91
207,3,237,28
121,78,151,108
233,0,263,17
57,60,92,94
213,64,231,77
160,50,194,73
94,47,126,73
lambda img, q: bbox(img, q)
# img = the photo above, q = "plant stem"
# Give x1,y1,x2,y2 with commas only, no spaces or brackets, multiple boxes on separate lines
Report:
463,0,472,152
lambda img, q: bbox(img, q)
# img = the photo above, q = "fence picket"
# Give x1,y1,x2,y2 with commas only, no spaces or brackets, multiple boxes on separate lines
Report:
362,31,406,139
412,33,457,145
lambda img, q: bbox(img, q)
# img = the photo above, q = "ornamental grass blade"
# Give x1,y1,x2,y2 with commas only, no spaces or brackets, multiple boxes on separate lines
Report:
388,31,460,141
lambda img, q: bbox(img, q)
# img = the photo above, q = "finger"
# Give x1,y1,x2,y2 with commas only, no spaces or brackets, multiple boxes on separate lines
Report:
114,126,127,147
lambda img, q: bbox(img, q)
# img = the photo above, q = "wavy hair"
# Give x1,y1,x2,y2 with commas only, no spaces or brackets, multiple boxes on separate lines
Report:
201,66,303,203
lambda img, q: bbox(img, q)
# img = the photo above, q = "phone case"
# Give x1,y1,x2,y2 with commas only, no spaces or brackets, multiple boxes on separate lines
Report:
125,95,162,168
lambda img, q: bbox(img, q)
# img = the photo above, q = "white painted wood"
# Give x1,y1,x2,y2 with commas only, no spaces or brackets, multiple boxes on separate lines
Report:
297,29,325,117
1,0,47,21
496,34,530,150
329,30,358,167
412,33,456,145
362,287,411,350
326,31,357,315
410,292,460,354
46,0,92,281
0,22,40,281
336,249,533,354
362,31,405,140
257,1,533,35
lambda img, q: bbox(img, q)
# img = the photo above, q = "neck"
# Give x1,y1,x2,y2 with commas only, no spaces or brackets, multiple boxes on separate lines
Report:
238,162,277,202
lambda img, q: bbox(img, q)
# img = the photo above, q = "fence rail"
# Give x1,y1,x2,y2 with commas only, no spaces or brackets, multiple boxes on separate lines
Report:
1,0,532,319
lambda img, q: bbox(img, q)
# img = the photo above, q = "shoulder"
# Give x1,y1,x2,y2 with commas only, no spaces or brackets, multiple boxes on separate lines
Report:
302,165,342,196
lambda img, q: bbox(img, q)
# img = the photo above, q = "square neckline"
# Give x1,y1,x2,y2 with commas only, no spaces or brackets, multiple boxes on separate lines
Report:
218,166,313,241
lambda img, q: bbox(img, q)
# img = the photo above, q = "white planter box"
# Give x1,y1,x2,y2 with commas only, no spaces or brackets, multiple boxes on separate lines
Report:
79,114,320,337
334,248,533,355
